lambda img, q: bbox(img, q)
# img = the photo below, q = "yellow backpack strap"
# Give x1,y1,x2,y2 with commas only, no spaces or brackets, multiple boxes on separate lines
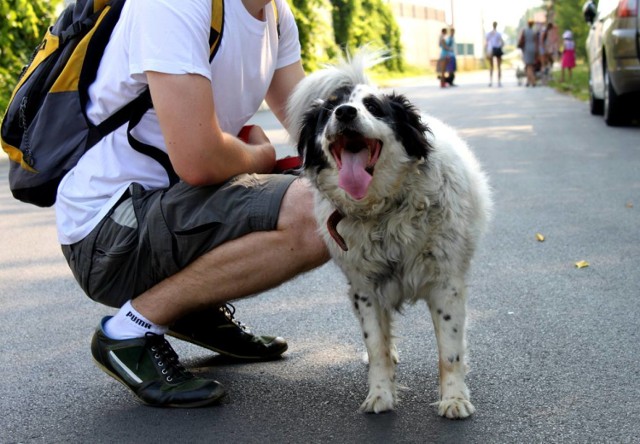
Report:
209,0,224,60
208,0,278,60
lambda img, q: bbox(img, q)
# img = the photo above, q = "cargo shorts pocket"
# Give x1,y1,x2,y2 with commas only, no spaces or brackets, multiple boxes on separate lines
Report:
169,215,226,270
86,209,139,308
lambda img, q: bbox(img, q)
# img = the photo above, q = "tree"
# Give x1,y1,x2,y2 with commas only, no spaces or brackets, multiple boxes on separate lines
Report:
0,0,60,112
553,0,589,60
330,0,404,71
290,0,340,72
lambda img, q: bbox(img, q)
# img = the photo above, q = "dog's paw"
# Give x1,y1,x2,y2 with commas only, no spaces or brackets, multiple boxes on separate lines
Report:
359,388,396,414
434,397,475,419
391,344,400,364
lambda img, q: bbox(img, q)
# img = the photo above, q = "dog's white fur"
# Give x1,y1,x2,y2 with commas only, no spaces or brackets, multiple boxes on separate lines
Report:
287,51,492,419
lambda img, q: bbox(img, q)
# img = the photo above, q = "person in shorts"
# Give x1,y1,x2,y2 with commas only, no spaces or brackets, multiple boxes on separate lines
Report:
485,21,505,87
56,0,329,408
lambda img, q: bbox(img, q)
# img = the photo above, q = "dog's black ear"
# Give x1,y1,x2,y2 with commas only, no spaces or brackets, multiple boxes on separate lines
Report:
387,93,432,160
297,103,330,172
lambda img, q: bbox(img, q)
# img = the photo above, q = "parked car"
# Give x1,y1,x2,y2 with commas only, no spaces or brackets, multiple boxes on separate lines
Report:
583,0,640,125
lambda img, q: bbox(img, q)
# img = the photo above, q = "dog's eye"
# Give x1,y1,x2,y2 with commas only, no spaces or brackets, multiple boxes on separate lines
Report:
363,98,383,117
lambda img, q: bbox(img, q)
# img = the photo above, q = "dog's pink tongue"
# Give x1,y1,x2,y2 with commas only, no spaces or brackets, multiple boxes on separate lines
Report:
338,150,372,200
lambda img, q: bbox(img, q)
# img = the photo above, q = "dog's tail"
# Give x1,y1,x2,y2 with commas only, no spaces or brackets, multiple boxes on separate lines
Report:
286,47,390,138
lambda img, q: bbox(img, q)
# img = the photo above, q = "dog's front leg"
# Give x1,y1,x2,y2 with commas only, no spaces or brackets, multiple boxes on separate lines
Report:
428,280,475,419
351,290,397,413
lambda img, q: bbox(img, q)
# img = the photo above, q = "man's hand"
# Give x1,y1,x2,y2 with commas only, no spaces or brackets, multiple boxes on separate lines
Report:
239,125,276,174
147,71,275,185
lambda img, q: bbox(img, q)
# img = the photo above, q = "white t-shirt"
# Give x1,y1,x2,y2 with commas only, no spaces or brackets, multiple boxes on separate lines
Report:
485,29,503,51
55,0,301,244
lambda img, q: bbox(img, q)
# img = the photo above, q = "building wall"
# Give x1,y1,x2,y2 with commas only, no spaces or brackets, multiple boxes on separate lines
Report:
387,0,448,68
387,0,486,70
449,0,486,68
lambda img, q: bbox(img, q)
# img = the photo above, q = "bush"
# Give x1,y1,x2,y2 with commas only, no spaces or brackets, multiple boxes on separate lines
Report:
330,0,404,71
0,0,60,113
548,60,589,102
290,0,340,72
1,1,405,114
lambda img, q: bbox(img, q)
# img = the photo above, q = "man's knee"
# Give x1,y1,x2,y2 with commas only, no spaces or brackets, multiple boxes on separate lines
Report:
278,178,329,265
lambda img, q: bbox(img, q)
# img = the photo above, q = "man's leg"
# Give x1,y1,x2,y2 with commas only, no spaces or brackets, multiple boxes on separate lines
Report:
87,177,328,407
488,56,494,86
133,178,328,324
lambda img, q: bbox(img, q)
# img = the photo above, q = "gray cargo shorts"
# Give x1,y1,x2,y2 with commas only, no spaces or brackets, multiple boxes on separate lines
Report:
61,174,297,308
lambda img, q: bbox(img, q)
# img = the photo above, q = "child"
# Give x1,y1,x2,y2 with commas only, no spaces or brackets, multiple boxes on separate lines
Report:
561,30,576,82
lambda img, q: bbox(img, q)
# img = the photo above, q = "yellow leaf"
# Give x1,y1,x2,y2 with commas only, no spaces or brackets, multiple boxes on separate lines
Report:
535,233,545,242
575,260,589,269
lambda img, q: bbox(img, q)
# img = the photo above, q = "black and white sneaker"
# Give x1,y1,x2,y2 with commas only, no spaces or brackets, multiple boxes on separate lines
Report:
168,305,288,360
91,317,226,407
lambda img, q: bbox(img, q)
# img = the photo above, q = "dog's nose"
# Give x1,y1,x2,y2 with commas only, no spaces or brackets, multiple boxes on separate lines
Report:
335,104,358,123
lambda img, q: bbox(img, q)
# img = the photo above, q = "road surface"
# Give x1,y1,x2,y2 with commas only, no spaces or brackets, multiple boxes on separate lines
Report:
1,69,639,443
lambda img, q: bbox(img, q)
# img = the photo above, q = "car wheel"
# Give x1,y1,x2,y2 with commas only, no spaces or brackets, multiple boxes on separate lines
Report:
589,73,604,115
603,69,627,126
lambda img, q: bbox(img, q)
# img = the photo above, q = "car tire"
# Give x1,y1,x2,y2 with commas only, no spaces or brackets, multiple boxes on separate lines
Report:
589,73,604,115
603,69,627,126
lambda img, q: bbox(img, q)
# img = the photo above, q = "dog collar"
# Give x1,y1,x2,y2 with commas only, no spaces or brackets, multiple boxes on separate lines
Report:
327,209,348,251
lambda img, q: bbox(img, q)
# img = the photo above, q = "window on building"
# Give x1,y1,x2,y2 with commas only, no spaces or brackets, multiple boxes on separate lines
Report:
455,43,475,56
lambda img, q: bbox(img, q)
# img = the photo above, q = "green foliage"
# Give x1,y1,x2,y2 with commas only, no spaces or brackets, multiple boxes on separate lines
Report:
554,0,589,60
290,0,340,72
548,60,589,101
330,0,355,47
503,25,518,46
1,1,406,113
0,0,60,113
330,0,404,71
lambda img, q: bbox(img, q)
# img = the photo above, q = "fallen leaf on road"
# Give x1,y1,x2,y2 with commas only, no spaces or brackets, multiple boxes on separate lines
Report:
626,201,633,208
536,233,545,242
575,260,589,269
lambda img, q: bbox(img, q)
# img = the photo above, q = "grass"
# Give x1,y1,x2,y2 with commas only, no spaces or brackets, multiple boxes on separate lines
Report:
547,60,589,102
368,64,434,86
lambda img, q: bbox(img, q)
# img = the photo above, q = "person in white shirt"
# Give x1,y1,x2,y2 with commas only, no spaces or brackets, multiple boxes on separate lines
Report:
57,0,328,407
485,21,504,87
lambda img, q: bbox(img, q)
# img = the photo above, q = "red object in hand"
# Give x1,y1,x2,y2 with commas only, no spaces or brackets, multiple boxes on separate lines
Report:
238,125,301,174
273,156,302,173
237,125,255,143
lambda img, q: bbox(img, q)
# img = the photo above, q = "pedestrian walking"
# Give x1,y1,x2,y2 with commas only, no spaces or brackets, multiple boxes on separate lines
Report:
519,20,538,87
486,21,504,87
544,23,560,81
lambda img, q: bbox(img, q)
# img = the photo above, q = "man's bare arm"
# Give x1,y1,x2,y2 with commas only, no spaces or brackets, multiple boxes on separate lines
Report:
147,71,276,186
265,61,305,131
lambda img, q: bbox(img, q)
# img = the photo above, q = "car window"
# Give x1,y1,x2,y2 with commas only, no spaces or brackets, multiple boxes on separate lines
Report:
597,0,619,14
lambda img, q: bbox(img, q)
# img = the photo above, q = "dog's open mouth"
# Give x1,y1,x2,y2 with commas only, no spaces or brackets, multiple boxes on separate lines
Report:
329,131,382,200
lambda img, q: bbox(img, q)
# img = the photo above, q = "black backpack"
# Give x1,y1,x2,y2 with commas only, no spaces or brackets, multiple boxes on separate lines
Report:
0,0,251,207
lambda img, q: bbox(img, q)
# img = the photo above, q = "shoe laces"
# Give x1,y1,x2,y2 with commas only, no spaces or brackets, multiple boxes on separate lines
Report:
142,333,192,384
219,304,248,332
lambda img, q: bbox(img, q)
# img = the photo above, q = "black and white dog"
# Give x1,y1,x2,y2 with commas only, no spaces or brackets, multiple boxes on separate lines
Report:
287,52,492,419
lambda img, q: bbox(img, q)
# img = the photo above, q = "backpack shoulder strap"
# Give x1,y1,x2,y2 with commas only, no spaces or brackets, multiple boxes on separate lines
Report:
208,0,279,59
209,0,224,61
116,0,226,187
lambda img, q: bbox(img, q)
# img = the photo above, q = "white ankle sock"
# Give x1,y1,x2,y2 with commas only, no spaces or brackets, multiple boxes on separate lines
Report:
104,300,168,340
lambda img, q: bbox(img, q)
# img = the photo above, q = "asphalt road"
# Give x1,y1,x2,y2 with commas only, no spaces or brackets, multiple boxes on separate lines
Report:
1,69,639,444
